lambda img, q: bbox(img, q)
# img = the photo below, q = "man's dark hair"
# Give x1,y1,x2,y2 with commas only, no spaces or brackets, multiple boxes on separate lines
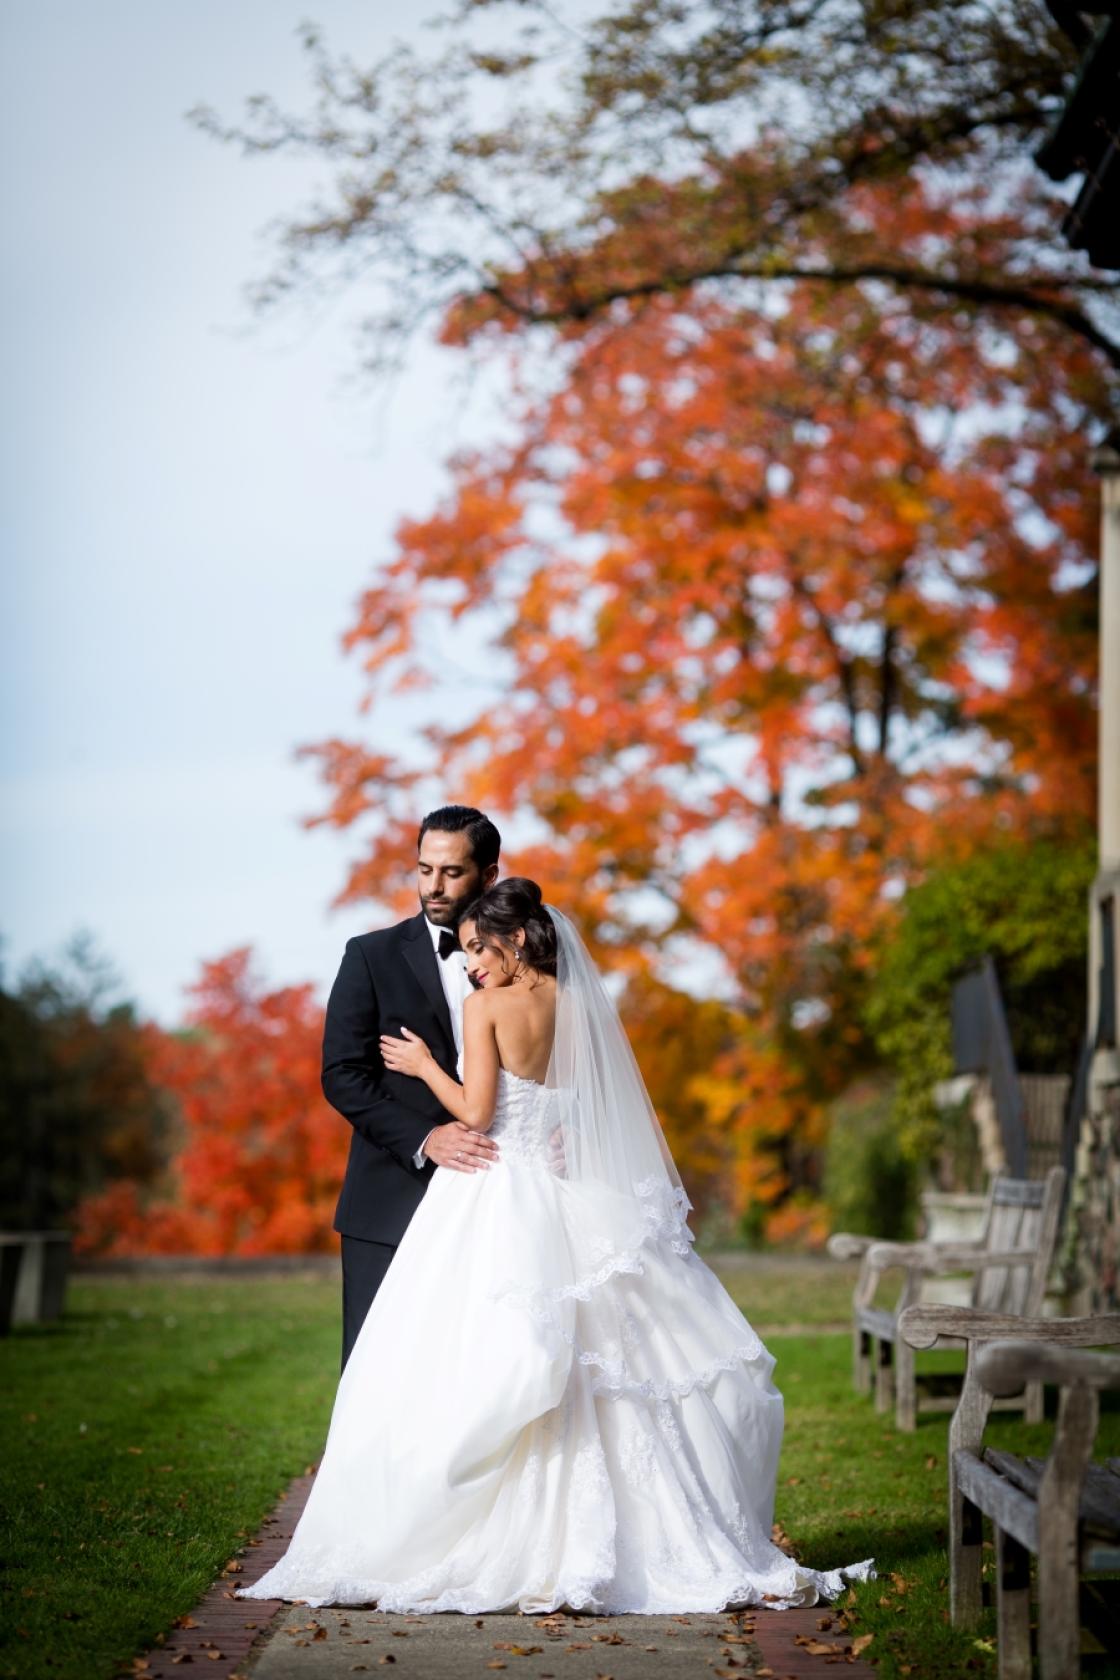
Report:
417,805,501,872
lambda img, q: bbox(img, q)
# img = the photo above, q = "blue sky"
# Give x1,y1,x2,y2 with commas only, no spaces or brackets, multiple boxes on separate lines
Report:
1,3,507,1022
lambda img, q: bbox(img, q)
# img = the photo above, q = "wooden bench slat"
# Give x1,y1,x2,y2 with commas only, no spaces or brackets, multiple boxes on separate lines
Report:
980,1449,1120,1542
854,1306,896,1339
1085,1542,1120,1570
1081,1464,1120,1537
954,1451,1040,1554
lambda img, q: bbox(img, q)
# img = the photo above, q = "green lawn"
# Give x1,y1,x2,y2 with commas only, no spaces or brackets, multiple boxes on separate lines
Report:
712,1251,860,1329
2,1269,1117,1680
1,1275,340,1680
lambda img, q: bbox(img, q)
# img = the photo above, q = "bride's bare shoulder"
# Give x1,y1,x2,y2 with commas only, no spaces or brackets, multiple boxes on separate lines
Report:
463,986,497,1015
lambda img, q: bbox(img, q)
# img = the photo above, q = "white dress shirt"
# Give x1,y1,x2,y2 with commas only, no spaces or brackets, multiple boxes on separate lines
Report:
412,918,470,1167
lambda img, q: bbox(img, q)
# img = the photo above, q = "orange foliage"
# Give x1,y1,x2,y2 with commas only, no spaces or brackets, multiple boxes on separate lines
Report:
294,187,1105,1230
73,950,343,1257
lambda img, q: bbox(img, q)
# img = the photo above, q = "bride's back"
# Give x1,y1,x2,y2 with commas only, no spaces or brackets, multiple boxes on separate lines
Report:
489,978,557,1086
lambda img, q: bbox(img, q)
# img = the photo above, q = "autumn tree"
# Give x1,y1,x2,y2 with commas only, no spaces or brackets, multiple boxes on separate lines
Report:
0,932,173,1230
74,949,345,1257
189,0,1119,376
190,1,1116,1233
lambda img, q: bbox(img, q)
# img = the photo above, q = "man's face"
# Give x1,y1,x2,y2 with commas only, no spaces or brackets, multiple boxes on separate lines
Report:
416,829,495,925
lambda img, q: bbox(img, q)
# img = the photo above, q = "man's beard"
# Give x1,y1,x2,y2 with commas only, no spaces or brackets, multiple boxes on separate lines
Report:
421,895,459,926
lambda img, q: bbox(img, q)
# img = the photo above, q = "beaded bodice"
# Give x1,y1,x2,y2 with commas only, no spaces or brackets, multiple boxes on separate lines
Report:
488,1068,562,1166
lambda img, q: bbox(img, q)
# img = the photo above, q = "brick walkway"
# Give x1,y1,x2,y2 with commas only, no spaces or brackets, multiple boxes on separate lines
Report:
136,1475,877,1679
136,1473,315,1679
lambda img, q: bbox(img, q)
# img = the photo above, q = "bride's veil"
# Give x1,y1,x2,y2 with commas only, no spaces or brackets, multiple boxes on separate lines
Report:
545,906,689,1211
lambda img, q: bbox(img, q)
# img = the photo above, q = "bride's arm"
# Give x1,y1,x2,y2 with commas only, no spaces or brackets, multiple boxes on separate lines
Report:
459,992,500,1131
380,1028,470,1124
379,995,500,1130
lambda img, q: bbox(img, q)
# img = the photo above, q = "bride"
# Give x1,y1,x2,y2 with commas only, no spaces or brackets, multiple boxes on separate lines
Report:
237,877,873,1614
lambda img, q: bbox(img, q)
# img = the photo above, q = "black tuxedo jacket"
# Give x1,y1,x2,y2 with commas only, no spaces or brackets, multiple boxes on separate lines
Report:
322,912,460,1245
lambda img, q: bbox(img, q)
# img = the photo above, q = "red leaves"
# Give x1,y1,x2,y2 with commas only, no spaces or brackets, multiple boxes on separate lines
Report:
73,950,345,1257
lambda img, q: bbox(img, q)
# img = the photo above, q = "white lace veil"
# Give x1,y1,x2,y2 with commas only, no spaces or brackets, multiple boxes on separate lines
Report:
545,906,689,1209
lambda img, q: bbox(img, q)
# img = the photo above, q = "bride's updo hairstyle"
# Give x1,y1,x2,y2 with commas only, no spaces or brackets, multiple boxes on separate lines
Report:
461,877,558,978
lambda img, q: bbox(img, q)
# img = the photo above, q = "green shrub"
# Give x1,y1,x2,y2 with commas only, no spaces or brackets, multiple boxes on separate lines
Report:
822,1073,918,1238
863,834,1094,1170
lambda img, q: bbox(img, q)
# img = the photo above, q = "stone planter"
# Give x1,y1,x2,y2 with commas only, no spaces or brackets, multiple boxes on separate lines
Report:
918,1190,989,1306
0,1232,73,1333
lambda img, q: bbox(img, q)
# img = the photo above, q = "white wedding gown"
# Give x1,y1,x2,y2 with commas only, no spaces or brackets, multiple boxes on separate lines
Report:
238,1068,873,1614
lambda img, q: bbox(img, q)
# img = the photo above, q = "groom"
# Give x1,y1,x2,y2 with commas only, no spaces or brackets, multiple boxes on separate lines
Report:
321,804,502,1369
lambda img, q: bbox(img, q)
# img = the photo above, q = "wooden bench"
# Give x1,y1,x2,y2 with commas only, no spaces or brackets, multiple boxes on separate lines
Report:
900,1304,1120,1679
828,1167,1065,1430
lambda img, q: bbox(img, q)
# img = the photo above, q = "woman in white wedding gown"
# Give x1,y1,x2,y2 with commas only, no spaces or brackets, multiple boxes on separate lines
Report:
237,879,873,1615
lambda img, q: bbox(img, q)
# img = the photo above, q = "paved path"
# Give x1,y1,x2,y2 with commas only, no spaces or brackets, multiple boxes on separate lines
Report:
137,1476,876,1680
248,1602,875,1679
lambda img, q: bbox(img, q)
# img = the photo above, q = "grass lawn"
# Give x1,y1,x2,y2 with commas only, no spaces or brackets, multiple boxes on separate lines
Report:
2,1267,1118,1680
713,1251,860,1329
1,1274,340,1680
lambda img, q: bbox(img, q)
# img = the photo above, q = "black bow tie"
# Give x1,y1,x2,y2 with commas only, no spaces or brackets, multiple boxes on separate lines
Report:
437,928,460,960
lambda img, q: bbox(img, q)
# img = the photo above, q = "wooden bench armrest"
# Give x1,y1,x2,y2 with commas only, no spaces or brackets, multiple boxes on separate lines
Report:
900,1304,1120,1352
867,1241,1031,1274
827,1232,875,1261
976,1338,1120,1398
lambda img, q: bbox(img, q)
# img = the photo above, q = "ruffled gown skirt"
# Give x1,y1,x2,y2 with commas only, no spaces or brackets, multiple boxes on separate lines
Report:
238,1076,873,1614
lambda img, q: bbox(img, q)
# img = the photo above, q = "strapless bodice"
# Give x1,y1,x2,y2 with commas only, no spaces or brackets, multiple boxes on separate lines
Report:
488,1068,562,1165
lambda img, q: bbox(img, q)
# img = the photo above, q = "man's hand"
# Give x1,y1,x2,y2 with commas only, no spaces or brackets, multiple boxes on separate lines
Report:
423,1121,500,1173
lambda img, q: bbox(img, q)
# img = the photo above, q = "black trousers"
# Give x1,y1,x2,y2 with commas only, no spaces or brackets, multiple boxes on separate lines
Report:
340,1233,398,1372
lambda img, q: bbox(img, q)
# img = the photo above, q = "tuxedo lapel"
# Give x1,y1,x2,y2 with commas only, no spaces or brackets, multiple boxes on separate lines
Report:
401,913,456,1063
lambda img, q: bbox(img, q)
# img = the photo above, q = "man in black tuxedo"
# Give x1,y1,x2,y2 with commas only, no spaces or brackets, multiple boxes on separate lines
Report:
321,805,501,1369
